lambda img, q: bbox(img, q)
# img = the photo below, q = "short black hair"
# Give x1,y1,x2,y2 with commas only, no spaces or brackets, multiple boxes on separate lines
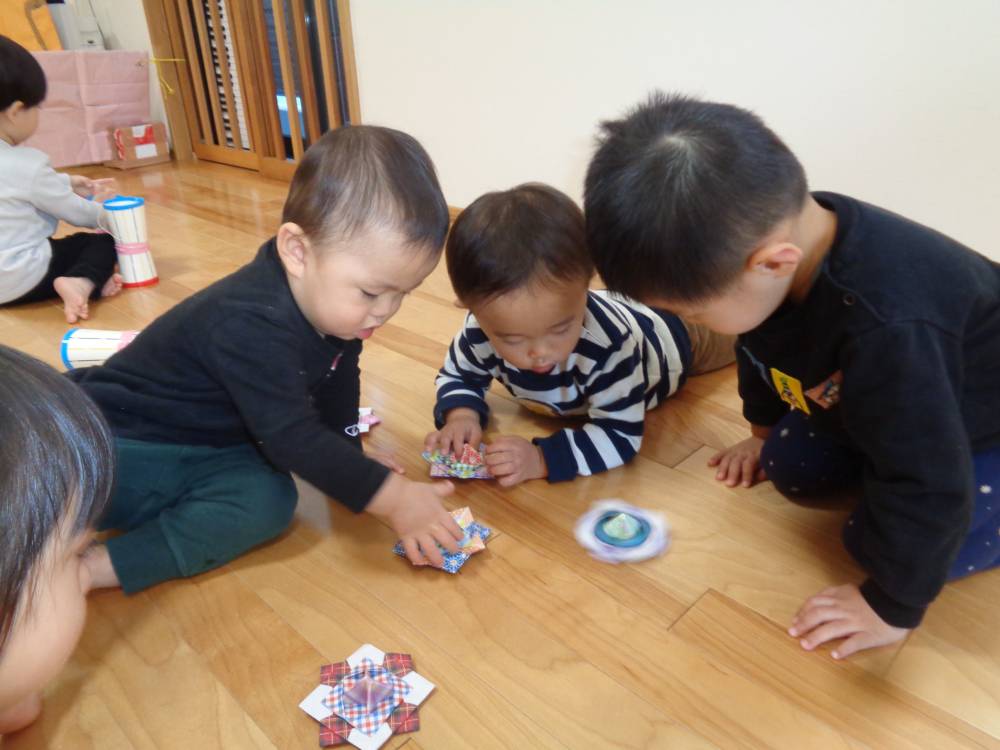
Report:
0,35,47,111
446,183,593,304
0,346,115,653
282,124,449,252
584,92,808,303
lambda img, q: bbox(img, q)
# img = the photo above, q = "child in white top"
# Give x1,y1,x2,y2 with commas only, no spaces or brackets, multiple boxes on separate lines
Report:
0,36,121,322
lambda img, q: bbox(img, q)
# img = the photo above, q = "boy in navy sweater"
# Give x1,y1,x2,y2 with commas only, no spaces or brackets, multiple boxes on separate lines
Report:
584,93,1000,658
426,183,734,485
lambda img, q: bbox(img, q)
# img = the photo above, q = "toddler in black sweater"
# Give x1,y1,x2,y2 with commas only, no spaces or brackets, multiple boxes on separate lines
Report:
74,126,464,593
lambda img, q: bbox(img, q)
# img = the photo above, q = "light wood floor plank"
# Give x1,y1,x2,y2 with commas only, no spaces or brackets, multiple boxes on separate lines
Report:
670,590,1000,749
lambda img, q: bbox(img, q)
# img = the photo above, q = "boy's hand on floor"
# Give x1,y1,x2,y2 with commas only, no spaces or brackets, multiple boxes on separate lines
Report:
424,408,482,456
485,435,547,487
708,436,767,487
789,583,911,659
366,473,463,568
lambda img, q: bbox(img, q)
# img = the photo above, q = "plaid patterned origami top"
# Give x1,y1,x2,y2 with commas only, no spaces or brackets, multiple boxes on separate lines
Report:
299,645,435,749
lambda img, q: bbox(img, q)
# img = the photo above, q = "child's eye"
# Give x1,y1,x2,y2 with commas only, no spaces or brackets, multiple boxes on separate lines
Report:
360,290,378,300
552,325,571,335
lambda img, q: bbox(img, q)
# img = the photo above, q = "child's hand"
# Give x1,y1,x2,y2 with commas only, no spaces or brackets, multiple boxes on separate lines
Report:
485,435,547,487
368,450,405,474
366,472,464,568
708,436,767,487
424,408,482,457
69,175,95,197
70,175,117,201
789,583,911,659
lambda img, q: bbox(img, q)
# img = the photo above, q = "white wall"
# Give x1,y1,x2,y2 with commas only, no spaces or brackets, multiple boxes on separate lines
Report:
69,0,168,133
350,0,1000,259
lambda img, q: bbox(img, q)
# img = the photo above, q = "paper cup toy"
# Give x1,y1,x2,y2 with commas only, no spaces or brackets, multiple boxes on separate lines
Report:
103,195,158,287
61,328,140,370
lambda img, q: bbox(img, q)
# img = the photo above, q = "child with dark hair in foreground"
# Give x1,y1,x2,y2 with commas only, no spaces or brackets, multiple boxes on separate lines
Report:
0,35,120,323
0,345,116,735
584,92,1000,658
426,183,734,486
74,125,464,593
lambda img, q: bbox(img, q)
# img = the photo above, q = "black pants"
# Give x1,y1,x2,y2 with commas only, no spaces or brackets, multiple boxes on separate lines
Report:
6,232,117,304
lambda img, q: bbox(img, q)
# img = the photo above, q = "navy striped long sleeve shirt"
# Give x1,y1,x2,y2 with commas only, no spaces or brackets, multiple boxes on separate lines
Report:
433,291,691,481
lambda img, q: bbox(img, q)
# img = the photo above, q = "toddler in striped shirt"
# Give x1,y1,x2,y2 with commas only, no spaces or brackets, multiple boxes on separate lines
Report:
425,183,734,486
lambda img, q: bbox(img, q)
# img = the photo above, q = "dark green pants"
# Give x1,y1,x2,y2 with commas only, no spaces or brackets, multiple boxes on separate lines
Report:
101,438,298,594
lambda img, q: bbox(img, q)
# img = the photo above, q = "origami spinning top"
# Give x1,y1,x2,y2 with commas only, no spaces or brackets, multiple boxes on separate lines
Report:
602,512,641,540
422,443,491,479
393,506,491,573
575,499,669,564
594,511,651,548
344,676,394,712
299,644,434,749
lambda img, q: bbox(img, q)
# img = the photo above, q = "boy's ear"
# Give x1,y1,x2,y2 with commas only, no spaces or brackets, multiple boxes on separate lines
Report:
746,241,802,278
276,222,310,279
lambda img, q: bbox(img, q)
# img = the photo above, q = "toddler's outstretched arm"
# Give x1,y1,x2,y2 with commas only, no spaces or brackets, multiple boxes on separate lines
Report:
27,158,106,229
366,473,463,567
431,320,494,438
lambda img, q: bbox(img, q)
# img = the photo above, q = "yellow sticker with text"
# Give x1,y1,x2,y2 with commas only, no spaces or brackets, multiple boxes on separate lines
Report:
770,368,811,414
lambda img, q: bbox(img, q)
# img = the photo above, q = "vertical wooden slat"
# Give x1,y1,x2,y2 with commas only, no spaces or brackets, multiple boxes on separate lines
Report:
207,0,239,147
164,0,363,170
191,0,226,145
140,0,194,160
176,0,213,143
224,0,263,155
271,0,305,160
247,0,285,158
312,0,341,131
335,0,362,123
289,0,322,143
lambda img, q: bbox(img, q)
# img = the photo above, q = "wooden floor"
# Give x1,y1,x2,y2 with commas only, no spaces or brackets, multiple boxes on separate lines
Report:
3,161,999,749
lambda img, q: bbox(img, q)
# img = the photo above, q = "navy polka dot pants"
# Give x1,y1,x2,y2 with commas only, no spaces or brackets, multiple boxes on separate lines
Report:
760,409,1000,580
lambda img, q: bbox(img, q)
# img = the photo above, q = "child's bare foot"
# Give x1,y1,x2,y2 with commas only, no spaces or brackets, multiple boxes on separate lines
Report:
52,276,96,324
101,273,124,298
82,544,121,591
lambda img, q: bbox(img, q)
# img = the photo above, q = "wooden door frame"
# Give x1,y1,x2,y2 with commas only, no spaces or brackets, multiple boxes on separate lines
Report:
142,0,362,176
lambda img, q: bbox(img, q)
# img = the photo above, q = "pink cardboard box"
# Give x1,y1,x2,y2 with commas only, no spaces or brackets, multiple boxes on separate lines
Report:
23,50,151,168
